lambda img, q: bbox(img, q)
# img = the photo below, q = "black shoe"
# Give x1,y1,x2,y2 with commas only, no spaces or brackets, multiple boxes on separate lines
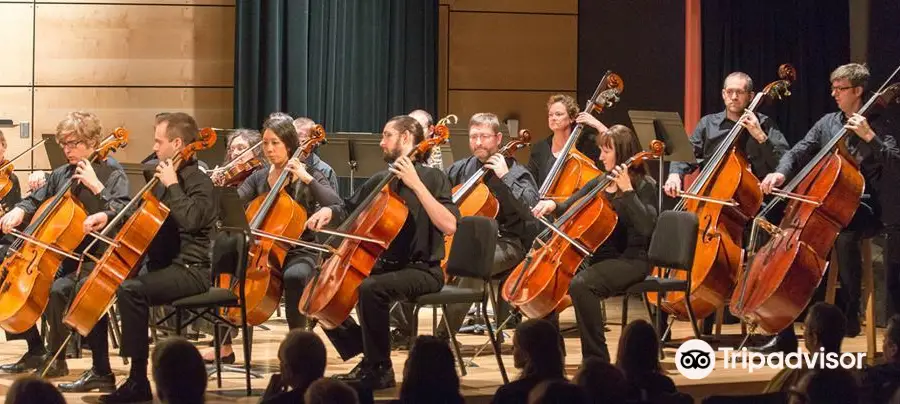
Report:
332,360,369,382
749,335,798,354
0,351,47,374
99,377,153,404
203,352,235,365
59,369,116,393
846,315,861,338
345,362,396,390
33,358,69,378
389,329,411,351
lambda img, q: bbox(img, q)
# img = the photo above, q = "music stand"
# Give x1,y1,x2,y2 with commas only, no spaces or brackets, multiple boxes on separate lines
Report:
628,110,696,211
196,129,233,169
42,134,67,168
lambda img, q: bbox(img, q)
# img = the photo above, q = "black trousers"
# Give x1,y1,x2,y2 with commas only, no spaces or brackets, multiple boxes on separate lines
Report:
44,269,109,369
282,253,317,330
117,264,209,361
569,257,649,363
323,265,443,366
884,225,900,317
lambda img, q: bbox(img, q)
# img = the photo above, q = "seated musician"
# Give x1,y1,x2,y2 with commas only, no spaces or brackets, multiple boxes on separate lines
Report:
663,71,789,197
0,130,22,215
209,114,342,362
292,115,340,191
210,128,261,186
409,109,443,169
531,125,658,363
53,112,216,403
0,111,130,377
528,94,607,186
758,63,899,352
305,115,459,390
436,112,539,339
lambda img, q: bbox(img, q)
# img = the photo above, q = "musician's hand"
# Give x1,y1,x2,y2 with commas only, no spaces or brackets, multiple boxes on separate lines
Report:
531,200,557,218
83,212,109,233
663,173,682,198
286,158,313,184
307,207,332,231
155,159,179,187
28,171,47,191
610,164,633,192
760,173,785,194
575,112,608,133
73,159,104,195
0,207,24,234
739,110,767,143
484,154,510,179
390,156,424,191
845,113,875,142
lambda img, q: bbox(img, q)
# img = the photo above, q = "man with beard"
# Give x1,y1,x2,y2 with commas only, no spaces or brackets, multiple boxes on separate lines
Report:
305,115,459,390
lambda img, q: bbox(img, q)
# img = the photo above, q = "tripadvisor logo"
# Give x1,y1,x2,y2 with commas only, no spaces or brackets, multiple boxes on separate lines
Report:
675,339,715,380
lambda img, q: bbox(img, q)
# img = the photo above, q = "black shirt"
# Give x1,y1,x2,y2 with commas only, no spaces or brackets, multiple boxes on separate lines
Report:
238,164,342,244
17,161,129,223
554,175,658,261
527,132,601,187
670,111,789,179
445,156,538,241
143,159,216,270
490,376,563,404
330,164,460,270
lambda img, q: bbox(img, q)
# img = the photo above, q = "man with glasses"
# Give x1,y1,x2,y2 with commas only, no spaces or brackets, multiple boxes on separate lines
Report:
758,63,900,353
664,71,789,197
292,116,339,192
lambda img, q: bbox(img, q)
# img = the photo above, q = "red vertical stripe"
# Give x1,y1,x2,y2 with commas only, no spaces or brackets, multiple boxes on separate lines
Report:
684,0,702,134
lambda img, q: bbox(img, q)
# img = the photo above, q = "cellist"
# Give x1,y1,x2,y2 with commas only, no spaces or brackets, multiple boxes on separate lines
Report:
0,111,130,377
528,94,607,185
305,115,459,390
207,114,342,364
435,112,539,341
530,125,659,363
757,63,900,353
0,130,22,215
663,72,790,197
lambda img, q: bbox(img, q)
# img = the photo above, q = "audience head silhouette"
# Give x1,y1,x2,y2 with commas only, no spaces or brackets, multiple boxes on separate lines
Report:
304,378,359,404
528,380,588,404
884,314,900,363
152,337,207,404
5,376,65,404
616,319,663,380
513,319,566,381
400,335,463,403
279,330,327,391
789,368,858,404
574,357,627,403
803,303,846,353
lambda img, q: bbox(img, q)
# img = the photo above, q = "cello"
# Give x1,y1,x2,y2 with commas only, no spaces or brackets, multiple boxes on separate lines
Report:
0,129,129,333
539,72,623,202
732,79,900,334
646,64,795,321
300,123,449,329
225,125,329,326
62,128,218,337
502,141,664,319
440,129,532,276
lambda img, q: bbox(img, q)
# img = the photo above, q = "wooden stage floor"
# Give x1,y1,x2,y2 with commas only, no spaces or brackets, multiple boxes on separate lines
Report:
0,296,884,403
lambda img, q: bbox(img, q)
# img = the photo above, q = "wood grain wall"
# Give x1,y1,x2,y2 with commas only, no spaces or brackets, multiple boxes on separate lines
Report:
0,0,234,188
438,0,578,161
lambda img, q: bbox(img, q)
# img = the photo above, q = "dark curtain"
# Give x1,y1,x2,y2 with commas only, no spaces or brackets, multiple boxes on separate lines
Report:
234,0,437,132
701,0,850,145
869,0,900,91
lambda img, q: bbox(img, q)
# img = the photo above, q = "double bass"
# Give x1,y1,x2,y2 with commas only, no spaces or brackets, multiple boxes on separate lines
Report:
440,130,532,275
647,64,795,321
300,124,449,329
226,125,328,326
539,72,623,202
732,79,900,334
503,141,664,319
0,129,129,333
63,128,218,336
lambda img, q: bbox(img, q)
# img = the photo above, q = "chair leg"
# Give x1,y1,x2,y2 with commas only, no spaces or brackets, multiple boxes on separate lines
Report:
175,309,183,337
621,294,630,332
240,305,252,396
409,305,421,351
684,289,702,339
482,297,508,384
442,304,467,376
656,292,664,359
213,320,222,388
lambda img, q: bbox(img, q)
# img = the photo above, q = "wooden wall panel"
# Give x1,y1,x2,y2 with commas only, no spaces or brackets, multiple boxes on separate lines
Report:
32,87,232,164
447,89,575,161
0,4,35,86
450,0,577,14
34,4,234,86
36,0,234,5
438,5,449,118
448,12,577,91
0,88,34,188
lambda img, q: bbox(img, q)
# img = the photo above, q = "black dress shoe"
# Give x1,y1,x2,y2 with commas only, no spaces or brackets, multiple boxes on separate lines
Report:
349,362,396,390
846,315,861,337
389,329,411,350
33,358,68,378
0,351,47,374
749,334,798,354
332,360,368,382
99,377,153,404
203,352,235,365
59,369,116,393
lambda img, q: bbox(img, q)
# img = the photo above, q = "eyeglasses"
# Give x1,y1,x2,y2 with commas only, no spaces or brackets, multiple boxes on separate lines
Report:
831,85,856,92
468,133,498,141
548,112,569,118
724,89,748,97
59,140,85,149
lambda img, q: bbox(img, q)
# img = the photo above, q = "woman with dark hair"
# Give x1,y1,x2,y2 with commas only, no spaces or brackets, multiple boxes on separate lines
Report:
393,336,463,404
574,357,628,403
491,319,566,404
616,320,676,401
209,114,342,362
4,376,65,404
532,125,658,363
